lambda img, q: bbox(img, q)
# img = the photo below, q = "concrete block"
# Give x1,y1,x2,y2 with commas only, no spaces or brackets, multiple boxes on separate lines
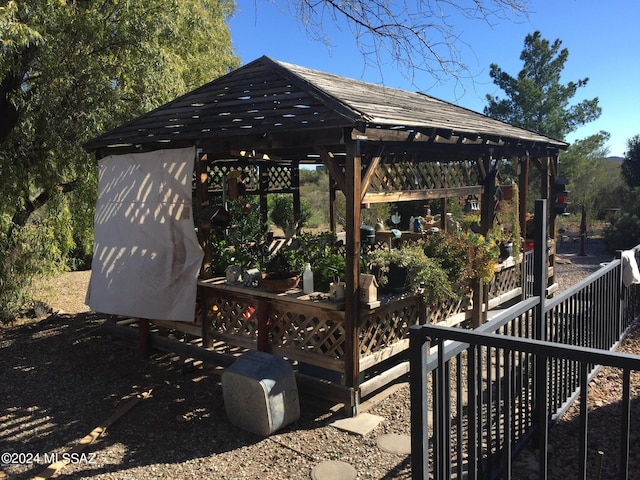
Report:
222,350,300,436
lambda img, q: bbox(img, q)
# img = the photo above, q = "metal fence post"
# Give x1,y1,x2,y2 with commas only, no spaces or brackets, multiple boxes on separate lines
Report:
410,325,429,480
533,199,548,475
616,250,624,337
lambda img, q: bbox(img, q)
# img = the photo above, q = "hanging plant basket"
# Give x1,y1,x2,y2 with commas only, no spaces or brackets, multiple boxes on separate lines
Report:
499,242,514,261
500,185,515,201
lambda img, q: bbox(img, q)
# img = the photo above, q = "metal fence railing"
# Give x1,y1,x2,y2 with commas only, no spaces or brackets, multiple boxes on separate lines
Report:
409,200,640,479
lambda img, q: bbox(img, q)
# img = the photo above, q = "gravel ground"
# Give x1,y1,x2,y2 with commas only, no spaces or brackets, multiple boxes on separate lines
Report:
1,238,636,480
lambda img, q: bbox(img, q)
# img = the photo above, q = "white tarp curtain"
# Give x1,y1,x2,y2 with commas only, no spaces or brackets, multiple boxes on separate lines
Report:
86,147,203,322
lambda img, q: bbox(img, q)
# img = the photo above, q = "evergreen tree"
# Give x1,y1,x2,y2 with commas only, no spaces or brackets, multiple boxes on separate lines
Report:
484,31,600,140
621,135,640,189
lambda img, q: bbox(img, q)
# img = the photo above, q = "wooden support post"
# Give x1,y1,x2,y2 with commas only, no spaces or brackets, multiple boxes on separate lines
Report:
344,136,362,416
519,155,529,241
137,318,150,358
480,155,496,235
540,156,552,290
329,177,337,233
519,155,530,301
257,300,272,353
292,161,302,235
549,153,559,247
199,285,213,348
471,279,484,329
195,152,211,276
259,165,269,231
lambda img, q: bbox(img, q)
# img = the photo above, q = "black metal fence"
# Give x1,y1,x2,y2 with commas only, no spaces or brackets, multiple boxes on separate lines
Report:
409,201,640,479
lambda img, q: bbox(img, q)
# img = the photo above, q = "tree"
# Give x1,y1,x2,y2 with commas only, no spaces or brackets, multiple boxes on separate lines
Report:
288,0,530,83
606,134,640,250
269,195,313,238
604,189,640,252
484,31,600,140
621,135,640,188
0,0,239,320
484,31,602,214
560,131,612,217
560,132,610,182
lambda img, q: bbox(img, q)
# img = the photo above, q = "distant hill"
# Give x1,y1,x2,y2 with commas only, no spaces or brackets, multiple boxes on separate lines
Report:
606,156,624,162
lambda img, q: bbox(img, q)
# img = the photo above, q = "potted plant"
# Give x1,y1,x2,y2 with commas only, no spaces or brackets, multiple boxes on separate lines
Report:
500,178,516,201
457,231,498,284
258,244,306,292
367,241,453,303
496,183,520,261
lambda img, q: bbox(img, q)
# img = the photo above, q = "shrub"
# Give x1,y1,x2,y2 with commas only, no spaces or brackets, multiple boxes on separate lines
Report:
422,232,473,285
604,214,640,252
603,188,640,252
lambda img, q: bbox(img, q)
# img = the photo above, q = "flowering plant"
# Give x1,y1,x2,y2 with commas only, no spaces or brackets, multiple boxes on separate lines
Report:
456,231,498,284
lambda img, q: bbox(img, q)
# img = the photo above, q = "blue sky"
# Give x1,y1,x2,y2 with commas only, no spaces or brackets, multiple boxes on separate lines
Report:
229,0,639,158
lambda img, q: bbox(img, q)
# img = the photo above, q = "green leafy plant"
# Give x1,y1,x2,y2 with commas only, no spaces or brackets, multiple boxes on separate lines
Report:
459,214,482,233
208,238,237,274
313,254,347,292
265,250,299,275
368,242,453,303
456,231,498,284
291,232,346,291
422,232,473,285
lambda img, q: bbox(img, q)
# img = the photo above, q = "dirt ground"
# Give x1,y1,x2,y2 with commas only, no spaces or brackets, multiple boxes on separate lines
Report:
0,235,633,480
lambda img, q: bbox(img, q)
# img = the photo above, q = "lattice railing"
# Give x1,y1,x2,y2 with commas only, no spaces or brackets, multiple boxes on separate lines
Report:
270,309,346,359
366,158,481,192
359,296,424,356
207,164,260,191
199,264,520,373
205,163,295,192
429,287,473,324
265,165,294,191
205,295,258,340
490,262,520,297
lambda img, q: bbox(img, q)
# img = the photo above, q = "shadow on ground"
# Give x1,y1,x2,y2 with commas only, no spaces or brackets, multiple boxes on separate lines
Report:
0,313,411,479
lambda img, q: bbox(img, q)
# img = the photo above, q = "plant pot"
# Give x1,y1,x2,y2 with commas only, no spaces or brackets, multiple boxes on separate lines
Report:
372,263,409,293
501,185,515,201
499,242,513,261
259,272,300,292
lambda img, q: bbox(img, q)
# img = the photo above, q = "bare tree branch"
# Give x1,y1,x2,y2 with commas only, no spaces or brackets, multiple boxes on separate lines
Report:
284,0,530,86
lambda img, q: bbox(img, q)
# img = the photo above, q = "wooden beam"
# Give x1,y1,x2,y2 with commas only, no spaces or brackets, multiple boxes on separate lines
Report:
363,186,483,203
329,177,337,232
519,155,529,249
34,389,152,480
360,146,384,202
316,145,347,194
259,164,269,230
292,161,301,235
476,156,487,181
549,152,558,181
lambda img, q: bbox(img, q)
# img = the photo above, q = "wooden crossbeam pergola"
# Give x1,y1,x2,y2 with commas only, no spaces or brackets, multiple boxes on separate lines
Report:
85,56,567,414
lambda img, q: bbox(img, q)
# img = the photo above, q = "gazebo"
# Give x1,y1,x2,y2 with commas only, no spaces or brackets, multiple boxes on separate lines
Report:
85,56,567,414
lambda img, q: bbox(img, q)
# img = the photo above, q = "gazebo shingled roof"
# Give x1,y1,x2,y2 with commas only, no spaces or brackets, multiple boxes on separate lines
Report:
84,55,567,156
